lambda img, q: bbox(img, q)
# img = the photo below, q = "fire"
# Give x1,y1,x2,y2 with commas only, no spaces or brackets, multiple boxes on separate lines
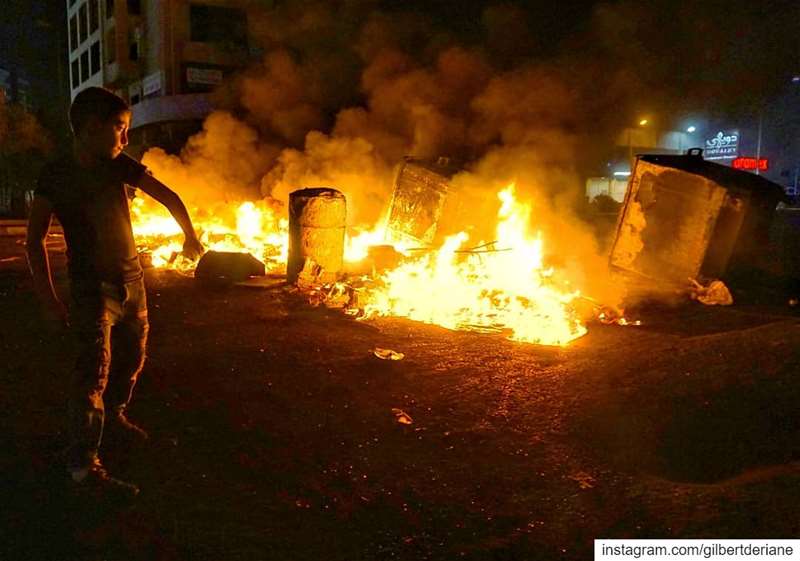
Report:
131,183,588,346
362,184,586,346
131,195,289,272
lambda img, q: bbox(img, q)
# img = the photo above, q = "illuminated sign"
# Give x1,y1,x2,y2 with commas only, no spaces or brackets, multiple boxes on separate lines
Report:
732,157,768,171
704,130,739,160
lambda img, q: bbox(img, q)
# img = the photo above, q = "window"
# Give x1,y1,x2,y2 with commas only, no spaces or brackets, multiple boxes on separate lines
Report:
189,4,247,48
71,59,80,89
79,3,88,43
69,15,78,52
80,51,89,82
89,0,99,33
129,41,138,61
127,0,141,16
90,42,101,75
70,0,77,6
106,28,116,63
106,0,114,19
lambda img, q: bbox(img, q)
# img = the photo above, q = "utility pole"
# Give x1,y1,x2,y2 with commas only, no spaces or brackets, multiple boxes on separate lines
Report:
755,111,763,176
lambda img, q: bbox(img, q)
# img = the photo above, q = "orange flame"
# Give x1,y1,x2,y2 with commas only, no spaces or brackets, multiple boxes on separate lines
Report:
131,183,587,345
362,184,586,345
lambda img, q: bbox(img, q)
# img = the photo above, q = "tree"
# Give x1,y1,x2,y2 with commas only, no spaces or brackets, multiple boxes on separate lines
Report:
0,94,52,216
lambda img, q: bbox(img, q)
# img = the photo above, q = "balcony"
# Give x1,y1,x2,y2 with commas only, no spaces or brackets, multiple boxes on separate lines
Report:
130,93,213,129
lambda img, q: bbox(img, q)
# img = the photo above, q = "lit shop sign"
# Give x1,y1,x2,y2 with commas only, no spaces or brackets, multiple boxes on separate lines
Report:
704,130,739,160
732,157,768,171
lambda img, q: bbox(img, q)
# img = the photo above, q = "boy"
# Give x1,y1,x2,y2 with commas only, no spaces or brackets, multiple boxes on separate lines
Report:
26,87,204,498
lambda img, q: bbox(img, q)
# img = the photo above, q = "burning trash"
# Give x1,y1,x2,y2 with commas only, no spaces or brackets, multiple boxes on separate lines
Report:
132,197,288,274
130,149,637,347
360,184,588,346
130,179,591,346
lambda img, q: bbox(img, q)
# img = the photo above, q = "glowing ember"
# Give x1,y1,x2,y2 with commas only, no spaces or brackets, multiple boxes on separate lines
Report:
362,184,587,346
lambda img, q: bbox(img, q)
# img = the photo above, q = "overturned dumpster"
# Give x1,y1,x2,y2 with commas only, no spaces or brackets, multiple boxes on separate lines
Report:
609,150,787,288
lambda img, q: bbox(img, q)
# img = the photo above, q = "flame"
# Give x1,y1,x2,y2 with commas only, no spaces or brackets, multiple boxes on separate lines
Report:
362,184,586,345
131,195,289,272
131,183,587,346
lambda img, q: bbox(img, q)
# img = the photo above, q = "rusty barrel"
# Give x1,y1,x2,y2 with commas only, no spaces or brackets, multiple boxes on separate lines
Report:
287,187,346,284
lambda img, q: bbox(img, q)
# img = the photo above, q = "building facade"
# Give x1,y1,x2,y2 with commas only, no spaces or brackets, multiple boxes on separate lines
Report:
66,0,259,154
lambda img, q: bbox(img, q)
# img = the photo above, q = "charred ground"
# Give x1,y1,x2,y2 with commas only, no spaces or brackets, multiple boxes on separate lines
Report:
1,236,799,561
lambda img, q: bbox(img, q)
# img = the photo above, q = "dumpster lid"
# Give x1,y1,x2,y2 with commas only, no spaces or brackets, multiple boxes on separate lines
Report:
638,152,789,203
402,156,463,179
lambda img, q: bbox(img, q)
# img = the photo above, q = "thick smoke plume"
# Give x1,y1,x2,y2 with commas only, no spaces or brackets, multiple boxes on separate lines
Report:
141,0,662,306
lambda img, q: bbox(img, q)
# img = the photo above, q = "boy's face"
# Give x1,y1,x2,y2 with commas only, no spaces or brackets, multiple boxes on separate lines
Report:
84,110,131,160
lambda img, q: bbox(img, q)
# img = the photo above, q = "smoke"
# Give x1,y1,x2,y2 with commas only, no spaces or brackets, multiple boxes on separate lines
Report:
139,0,688,307
142,111,279,205
260,130,395,226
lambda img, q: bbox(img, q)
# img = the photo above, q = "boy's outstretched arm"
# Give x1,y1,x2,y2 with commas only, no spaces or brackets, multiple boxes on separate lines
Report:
137,174,204,259
26,195,68,326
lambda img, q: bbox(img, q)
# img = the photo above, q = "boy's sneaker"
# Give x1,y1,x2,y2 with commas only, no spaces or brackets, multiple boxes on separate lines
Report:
70,464,140,502
106,412,149,442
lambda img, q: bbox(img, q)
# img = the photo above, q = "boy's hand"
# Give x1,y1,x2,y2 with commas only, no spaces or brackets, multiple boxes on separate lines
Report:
182,236,205,261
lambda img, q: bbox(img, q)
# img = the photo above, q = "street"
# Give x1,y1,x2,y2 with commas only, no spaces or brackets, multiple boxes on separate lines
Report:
1,233,800,560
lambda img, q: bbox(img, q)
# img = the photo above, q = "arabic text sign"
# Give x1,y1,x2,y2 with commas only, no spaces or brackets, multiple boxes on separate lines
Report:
705,130,739,160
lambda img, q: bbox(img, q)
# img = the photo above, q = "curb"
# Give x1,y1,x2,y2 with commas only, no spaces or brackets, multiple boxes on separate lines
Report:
0,220,63,237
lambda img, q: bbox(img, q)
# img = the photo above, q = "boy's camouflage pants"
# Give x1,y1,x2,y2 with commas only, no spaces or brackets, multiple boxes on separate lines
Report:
67,277,149,470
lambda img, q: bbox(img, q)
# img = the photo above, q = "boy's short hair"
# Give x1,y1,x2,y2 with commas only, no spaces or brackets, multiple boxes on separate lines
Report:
69,87,130,135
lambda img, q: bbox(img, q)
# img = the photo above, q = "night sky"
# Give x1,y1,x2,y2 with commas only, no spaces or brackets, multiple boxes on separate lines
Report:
2,0,799,172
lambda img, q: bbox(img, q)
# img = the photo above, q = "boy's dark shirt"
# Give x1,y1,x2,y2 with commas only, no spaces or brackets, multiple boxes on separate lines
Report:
35,152,147,286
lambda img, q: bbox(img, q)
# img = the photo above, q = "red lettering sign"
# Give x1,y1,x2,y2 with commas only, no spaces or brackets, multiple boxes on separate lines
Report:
732,157,768,171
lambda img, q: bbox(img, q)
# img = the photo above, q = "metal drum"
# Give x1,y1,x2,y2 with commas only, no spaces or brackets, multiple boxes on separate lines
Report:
287,187,346,284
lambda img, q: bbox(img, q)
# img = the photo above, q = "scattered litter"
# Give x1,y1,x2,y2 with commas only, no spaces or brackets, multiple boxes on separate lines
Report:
689,278,733,306
0,257,21,263
789,298,798,307
373,347,405,361
296,258,324,289
567,471,596,490
588,299,642,327
309,282,351,308
391,408,413,425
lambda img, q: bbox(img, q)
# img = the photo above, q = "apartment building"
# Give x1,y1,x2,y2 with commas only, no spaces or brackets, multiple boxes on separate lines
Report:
66,0,258,154
0,67,32,110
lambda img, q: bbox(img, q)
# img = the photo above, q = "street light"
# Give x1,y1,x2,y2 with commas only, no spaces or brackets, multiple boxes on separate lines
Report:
679,125,697,153
627,118,650,164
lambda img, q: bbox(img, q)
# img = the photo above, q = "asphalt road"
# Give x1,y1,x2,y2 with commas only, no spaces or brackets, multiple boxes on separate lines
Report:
1,233,800,560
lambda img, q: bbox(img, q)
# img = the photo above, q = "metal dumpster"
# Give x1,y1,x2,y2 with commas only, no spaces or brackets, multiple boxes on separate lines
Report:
384,157,458,246
609,150,787,287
